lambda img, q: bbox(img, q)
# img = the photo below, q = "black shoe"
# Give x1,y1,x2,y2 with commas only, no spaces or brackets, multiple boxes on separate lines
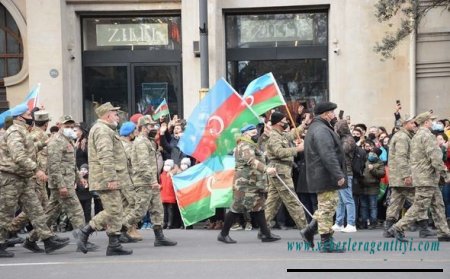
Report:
0,243,14,258
23,238,45,253
437,235,450,241
76,241,99,252
6,232,25,247
43,236,70,254
383,219,395,238
153,225,177,246
300,219,318,248
319,233,345,253
260,232,281,242
75,225,95,254
388,227,409,243
106,235,133,256
217,233,237,244
418,220,437,238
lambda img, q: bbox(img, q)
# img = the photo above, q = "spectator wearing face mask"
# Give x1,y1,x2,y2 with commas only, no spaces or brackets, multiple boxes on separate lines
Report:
161,160,181,229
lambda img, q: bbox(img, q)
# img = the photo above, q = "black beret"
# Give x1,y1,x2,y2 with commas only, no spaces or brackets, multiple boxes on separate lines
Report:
314,102,337,115
270,111,285,125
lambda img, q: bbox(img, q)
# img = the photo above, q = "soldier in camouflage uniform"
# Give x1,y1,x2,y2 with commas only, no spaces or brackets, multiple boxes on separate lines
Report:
0,104,70,257
76,102,133,256
130,115,176,246
264,111,307,230
218,124,280,244
388,111,450,242
384,116,435,238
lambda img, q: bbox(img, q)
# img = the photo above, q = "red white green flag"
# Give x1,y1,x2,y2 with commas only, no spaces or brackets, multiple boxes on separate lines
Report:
152,99,170,120
243,72,286,115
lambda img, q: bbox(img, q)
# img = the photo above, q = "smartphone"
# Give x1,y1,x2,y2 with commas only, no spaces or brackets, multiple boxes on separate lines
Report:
338,110,344,120
396,100,401,105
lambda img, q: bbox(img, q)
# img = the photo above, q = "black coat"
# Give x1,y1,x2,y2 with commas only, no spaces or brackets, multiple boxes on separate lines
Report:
304,117,346,193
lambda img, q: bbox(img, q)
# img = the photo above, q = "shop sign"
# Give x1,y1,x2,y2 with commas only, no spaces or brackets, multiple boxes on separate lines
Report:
96,23,168,46
240,18,313,43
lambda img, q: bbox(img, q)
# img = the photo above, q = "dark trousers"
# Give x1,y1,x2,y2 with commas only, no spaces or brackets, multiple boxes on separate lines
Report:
298,193,318,223
79,198,92,224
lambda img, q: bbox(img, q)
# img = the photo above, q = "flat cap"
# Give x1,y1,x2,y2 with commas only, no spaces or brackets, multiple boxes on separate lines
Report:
240,124,257,134
34,110,51,122
414,111,437,125
95,102,120,118
314,102,337,115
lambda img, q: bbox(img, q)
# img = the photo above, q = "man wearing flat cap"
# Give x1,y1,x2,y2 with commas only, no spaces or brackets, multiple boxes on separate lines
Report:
388,111,450,242
76,102,134,256
0,104,69,257
301,101,346,253
264,111,308,232
218,124,280,244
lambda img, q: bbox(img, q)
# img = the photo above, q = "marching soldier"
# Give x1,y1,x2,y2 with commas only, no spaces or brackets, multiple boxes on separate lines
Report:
130,115,176,246
264,111,307,231
76,102,133,256
0,104,70,257
388,111,450,242
218,124,280,243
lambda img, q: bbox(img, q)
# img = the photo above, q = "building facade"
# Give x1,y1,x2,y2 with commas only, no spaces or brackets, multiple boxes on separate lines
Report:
0,0,449,128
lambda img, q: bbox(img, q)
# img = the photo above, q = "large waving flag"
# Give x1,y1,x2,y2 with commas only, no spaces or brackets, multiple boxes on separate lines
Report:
152,98,170,120
178,78,259,162
172,156,235,226
23,84,41,110
243,72,285,115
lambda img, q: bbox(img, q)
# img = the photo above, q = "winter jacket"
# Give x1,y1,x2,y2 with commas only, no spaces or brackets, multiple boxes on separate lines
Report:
361,158,385,195
160,171,176,204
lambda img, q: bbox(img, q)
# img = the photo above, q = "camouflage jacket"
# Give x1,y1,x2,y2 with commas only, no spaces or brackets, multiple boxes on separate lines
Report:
29,126,49,174
120,137,134,178
131,134,158,187
410,127,447,187
88,120,132,191
266,125,304,174
234,137,268,192
47,132,78,189
0,121,37,177
388,128,414,187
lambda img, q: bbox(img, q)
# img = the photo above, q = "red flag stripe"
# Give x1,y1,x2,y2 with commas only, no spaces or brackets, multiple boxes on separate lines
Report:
156,104,168,113
245,83,278,106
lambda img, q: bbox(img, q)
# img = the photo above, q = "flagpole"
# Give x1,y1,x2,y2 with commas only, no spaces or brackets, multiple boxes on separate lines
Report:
270,73,302,142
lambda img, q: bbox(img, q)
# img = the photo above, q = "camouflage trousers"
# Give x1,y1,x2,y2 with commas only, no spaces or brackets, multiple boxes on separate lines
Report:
265,174,307,229
313,190,339,235
123,186,149,228
0,173,53,243
120,185,140,229
385,187,415,221
28,187,85,242
9,179,49,233
394,186,450,236
148,187,164,226
230,190,265,213
89,189,123,235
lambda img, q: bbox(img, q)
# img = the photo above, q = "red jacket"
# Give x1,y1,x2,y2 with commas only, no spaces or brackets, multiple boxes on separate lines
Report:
160,171,177,204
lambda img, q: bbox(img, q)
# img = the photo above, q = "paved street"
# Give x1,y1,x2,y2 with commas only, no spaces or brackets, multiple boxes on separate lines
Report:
0,227,449,279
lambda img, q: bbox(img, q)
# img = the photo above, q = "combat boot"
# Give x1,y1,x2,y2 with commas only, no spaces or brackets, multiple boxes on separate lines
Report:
300,219,318,248
383,219,396,238
217,232,237,244
106,234,133,256
43,235,70,254
119,226,138,243
0,242,14,258
387,226,409,243
437,234,450,242
127,224,143,241
6,231,24,247
252,211,281,243
75,224,95,254
319,233,345,253
418,220,437,238
23,238,45,253
153,225,177,246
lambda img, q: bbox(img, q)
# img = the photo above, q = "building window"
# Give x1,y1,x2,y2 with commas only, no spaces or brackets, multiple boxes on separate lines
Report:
0,4,23,80
226,10,328,110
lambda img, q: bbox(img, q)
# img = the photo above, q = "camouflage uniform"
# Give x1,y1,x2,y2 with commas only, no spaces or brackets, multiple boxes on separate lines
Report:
386,128,416,221
0,121,54,244
393,127,450,236
9,126,50,232
28,131,85,242
231,138,268,213
88,120,131,235
265,125,307,229
120,138,138,228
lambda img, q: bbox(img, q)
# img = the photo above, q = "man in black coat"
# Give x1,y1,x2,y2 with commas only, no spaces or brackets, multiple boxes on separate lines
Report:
300,101,346,253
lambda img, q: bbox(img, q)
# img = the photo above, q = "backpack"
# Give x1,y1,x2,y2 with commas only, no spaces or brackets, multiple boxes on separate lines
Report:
352,146,367,178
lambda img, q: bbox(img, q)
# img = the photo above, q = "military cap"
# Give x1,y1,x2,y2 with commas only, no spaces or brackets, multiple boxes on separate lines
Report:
119,121,136,136
240,124,257,134
130,113,143,124
414,111,437,125
34,110,51,122
10,104,29,117
270,111,285,125
59,115,75,124
95,102,120,118
314,101,337,115
137,115,156,127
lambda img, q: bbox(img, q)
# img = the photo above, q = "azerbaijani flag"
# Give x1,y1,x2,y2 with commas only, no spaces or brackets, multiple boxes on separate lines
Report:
152,99,169,120
23,84,41,110
172,156,235,226
243,73,285,115
178,78,259,162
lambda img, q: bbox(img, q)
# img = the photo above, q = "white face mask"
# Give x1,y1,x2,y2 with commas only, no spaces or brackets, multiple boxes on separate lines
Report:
63,128,77,140
180,164,188,171
163,166,172,172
